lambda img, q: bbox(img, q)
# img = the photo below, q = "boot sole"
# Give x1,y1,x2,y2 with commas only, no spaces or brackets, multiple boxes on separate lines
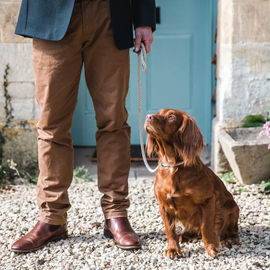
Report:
10,231,68,253
103,228,141,250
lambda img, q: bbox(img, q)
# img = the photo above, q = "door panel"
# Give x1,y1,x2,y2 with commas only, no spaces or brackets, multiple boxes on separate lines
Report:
71,71,96,146
147,34,192,111
72,0,216,146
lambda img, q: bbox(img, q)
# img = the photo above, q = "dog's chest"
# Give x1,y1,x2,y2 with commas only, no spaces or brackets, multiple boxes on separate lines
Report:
155,178,196,217
156,186,185,214
159,190,199,222
163,194,181,215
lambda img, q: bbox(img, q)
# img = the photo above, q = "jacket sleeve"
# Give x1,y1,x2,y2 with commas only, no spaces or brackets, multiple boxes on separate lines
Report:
131,0,156,32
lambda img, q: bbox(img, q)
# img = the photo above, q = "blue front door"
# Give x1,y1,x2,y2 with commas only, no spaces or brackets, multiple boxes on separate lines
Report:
72,0,217,146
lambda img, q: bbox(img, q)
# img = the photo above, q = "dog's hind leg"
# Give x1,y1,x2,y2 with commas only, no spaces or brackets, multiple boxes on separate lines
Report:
220,203,240,248
201,195,220,258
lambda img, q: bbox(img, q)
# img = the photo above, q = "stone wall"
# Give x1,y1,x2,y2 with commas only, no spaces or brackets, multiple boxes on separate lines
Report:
0,0,38,121
1,1,270,172
213,0,270,173
0,0,38,169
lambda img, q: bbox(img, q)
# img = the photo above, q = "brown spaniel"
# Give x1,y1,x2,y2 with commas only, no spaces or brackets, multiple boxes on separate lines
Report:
144,109,239,259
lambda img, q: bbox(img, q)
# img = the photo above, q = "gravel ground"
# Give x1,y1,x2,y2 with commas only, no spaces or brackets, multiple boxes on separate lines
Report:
0,176,270,270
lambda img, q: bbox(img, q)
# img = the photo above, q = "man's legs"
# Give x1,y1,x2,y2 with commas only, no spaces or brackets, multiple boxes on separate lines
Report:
11,3,84,252
82,0,140,248
34,36,83,225
11,0,140,252
82,0,130,220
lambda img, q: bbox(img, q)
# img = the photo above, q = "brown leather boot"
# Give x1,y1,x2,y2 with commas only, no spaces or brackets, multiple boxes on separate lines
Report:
104,217,141,249
10,221,68,253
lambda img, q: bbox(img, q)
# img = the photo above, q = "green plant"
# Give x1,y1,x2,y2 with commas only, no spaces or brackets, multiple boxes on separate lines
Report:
241,107,270,128
73,166,92,182
220,172,270,196
7,159,25,185
259,181,270,193
262,183,270,192
20,158,39,184
220,172,236,184
0,158,39,187
0,160,19,187
0,64,14,184
237,187,249,193
241,114,266,128
0,164,6,180
2,64,14,128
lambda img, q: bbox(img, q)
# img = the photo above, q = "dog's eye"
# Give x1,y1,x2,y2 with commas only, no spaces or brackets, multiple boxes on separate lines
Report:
168,115,174,120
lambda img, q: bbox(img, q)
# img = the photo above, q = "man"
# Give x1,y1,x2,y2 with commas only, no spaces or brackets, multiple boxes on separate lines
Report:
11,0,156,252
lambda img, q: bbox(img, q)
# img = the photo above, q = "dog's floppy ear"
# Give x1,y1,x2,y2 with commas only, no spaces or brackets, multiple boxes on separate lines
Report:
172,114,205,166
146,134,159,157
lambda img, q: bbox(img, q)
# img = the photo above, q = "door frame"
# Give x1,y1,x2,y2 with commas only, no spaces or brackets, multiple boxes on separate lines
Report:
209,0,218,145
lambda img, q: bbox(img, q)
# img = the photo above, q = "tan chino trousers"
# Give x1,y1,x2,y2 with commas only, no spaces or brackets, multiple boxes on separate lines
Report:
33,0,131,225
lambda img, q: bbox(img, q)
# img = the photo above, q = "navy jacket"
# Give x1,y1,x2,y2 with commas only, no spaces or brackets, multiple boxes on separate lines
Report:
15,0,156,50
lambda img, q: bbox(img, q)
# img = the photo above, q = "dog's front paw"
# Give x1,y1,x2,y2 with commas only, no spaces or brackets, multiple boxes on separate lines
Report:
164,248,182,259
205,244,219,258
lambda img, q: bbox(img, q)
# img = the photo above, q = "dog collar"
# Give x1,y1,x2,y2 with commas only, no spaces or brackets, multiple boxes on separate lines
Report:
160,162,184,168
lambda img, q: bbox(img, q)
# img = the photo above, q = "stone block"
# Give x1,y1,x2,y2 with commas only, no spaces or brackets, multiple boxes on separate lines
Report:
8,82,35,99
217,0,239,44
233,44,270,77
239,3,270,43
0,43,34,82
0,82,35,120
12,98,34,120
0,2,31,43
219,127,270,184
216,43,270,125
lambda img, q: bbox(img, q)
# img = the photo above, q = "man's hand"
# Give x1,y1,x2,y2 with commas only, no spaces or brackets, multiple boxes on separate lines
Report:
134,26,153,54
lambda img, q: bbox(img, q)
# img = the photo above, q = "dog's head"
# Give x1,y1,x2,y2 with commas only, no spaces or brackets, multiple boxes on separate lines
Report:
144,109,205,166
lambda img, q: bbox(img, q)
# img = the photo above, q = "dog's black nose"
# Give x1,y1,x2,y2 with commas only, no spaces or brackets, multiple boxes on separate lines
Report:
146,114,154,121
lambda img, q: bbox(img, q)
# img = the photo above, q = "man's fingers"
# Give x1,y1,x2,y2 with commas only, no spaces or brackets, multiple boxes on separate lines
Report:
134,26,153,53
134,35,142,53
144,40,151,54
134,26,153,54
134,36,152,54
